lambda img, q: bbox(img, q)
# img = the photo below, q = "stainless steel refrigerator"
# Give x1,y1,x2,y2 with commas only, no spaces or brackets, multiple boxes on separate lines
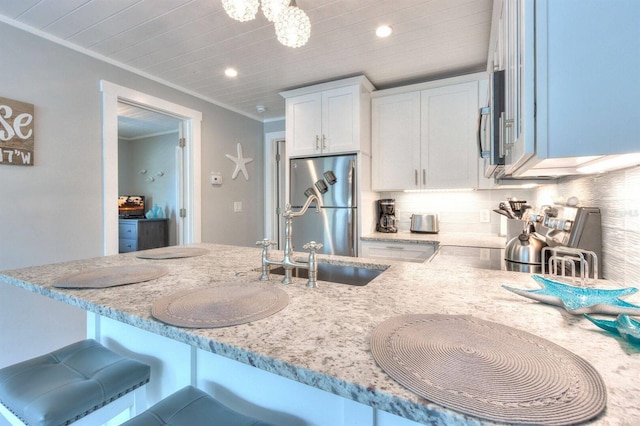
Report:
289,154,357,257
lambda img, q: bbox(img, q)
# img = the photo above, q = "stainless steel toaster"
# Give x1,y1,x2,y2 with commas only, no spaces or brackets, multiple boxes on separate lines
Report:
410,213,439,233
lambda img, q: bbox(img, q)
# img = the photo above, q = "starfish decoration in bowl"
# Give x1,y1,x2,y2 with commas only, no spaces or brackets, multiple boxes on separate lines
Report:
502,275,640,315
584,314,640,345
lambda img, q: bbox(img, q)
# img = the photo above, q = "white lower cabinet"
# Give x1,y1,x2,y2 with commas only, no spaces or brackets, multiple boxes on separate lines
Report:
372,74,483,191
361,240,437,263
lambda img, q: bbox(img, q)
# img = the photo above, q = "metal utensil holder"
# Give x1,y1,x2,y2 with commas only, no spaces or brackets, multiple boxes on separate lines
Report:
542,246,599,286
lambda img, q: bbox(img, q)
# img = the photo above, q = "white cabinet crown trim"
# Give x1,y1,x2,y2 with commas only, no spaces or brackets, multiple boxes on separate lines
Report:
280,75,375,98
370,72,487,98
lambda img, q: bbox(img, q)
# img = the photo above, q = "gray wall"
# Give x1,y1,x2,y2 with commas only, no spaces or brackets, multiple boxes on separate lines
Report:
200,109,265,247
264,119,285,134
0,22,264,367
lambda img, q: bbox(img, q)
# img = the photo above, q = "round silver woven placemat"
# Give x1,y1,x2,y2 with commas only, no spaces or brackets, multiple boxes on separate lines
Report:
370,314,606,425
152,283,289,328
136,247,209,260
53,264,169,288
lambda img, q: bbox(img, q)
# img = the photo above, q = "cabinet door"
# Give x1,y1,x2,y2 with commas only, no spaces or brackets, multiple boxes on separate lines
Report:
421,81,479,189
322,86,359,154
371,92,421,191
540,0,640,158
286,92,322,157
504,0,535,174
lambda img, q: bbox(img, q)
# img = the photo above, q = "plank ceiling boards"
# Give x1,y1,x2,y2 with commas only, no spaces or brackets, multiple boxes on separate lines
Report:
0,0,493,122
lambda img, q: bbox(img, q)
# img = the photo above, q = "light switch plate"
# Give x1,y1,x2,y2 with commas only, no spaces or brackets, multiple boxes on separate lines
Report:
234,201,242,212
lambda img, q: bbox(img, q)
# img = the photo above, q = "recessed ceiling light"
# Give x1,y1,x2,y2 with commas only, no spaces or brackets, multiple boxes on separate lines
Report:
376,25,393,38
224,68,238,78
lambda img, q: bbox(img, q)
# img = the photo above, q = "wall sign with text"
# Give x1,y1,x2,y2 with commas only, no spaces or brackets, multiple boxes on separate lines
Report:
0,96,34,166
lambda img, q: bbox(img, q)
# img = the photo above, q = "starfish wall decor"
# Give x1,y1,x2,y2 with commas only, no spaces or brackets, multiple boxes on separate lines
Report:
225,142,253,180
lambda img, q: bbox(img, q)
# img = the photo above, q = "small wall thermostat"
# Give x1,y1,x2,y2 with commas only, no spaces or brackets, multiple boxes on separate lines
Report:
211,172,223,185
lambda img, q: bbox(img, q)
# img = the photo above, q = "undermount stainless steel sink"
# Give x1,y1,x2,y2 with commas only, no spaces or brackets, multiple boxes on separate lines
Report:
267,263,386,286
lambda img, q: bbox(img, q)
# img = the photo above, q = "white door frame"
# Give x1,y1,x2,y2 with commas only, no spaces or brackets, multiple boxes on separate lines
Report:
263,131,285,247
100,81,202,255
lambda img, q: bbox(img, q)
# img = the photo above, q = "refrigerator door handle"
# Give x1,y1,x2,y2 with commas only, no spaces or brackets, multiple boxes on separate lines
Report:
349,159,356,207
349,208,357,257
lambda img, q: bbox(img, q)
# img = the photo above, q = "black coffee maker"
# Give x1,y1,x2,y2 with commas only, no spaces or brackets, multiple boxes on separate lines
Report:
376,199,397,233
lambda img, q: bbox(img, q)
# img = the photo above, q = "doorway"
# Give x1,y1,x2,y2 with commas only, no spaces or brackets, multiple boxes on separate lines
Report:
263,131,286,249
101,81,203,256
117,102,182,246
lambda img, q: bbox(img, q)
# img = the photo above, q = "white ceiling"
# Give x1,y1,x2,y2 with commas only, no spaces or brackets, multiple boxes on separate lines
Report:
117,102,182,140
0,0,493,123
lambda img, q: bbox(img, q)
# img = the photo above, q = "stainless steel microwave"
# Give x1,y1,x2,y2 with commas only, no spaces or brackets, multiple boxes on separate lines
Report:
478,70,505,177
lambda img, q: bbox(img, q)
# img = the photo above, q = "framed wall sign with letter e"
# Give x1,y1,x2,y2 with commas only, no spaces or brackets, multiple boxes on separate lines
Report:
0,96,35,166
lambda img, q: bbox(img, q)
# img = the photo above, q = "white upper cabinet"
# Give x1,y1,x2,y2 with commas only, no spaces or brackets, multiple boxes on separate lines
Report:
420,82,479,189
372,75,482,191
281,76,374,158
371,91,421,191
285,92,322,157
490,0,640,177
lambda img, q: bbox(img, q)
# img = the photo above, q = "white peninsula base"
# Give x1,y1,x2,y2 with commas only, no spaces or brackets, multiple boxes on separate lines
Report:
90,313,420,426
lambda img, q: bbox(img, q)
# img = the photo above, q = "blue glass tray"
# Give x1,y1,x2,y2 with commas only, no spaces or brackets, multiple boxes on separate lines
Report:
584,314,640,345
502,275,640,315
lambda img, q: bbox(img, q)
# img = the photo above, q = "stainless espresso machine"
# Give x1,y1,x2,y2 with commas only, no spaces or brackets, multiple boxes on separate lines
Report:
376,199,397,233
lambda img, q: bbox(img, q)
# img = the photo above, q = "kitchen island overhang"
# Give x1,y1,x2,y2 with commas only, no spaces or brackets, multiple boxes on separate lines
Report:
1,243,637,425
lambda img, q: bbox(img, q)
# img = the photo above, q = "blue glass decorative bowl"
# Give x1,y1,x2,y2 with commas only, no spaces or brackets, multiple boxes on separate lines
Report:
584,314,640,345
502,275,640,315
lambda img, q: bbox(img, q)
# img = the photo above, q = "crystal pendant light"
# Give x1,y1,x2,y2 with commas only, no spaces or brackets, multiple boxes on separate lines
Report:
275,0,311,48
261,0,290,22
222,0,260,22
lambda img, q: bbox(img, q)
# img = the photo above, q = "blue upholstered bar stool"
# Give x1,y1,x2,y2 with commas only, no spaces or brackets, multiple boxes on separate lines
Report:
122,386,274,426
0,339,150,426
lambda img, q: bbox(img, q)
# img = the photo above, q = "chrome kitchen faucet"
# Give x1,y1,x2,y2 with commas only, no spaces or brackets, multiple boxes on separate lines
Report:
257,194,323,287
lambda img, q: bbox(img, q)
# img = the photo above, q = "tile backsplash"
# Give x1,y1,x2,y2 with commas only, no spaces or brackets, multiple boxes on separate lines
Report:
380,188,536,235
381,165,640,285
536,166,640,284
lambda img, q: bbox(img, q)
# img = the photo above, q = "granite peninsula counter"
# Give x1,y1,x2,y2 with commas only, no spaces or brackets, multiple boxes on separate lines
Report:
1,243,639,425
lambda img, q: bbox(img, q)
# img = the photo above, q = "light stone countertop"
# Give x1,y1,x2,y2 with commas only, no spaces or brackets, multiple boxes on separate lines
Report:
1,243,639,425
361,231,507,249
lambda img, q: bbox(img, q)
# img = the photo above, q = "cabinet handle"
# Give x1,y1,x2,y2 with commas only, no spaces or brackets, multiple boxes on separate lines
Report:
504,118,514,147
385,246,405,250
414,169,418,186
499,112,505,158
322,134,327,151
422,169,426,185
315,135,320,151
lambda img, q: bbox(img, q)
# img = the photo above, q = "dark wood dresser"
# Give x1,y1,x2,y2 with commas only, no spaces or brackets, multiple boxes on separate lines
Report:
118,218,169,253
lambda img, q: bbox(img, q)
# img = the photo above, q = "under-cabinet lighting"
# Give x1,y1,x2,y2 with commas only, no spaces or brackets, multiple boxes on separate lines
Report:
492,182,541,189
403,188,475,193
576,153,640,174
